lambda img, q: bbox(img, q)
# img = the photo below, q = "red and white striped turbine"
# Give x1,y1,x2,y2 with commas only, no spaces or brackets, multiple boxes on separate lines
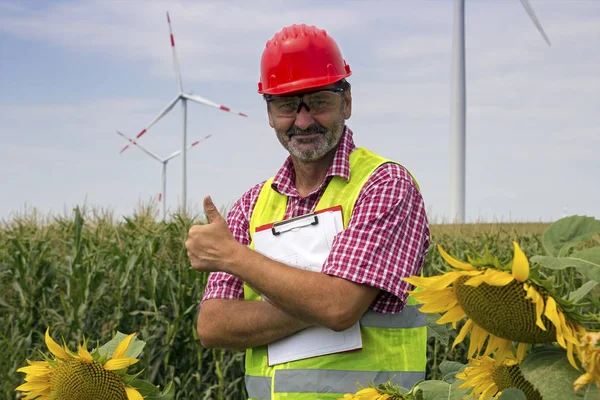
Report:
117,130,212,221
118,12,247,212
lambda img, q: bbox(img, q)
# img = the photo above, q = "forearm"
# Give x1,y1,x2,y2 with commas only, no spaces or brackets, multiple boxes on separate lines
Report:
197,298,312,349
225,247,375,331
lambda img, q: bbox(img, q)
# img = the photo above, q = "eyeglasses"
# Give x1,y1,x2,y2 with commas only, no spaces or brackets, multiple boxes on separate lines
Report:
266,88,345,118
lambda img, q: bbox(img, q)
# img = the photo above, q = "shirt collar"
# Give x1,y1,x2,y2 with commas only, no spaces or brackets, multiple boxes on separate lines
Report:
272,126,355,197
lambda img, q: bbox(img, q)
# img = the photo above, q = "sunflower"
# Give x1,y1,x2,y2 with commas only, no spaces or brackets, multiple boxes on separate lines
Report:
404,242,584,367
456,355,542,400
574,331,600,393
16,328,143,400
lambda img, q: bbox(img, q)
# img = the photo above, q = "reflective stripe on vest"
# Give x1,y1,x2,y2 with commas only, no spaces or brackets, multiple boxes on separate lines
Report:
246,375,272,400
360,305,426,328
274,369,425,394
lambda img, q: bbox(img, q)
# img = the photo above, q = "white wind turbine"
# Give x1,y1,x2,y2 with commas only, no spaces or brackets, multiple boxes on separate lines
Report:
119,12,247,213
117,130,212,221
449,0,550,223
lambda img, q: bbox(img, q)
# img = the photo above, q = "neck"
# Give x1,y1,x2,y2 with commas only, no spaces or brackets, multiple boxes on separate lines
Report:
291,149,336,197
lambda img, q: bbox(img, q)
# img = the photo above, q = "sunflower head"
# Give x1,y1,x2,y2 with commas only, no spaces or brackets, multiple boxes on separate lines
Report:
457,355,542,400
15,328,161,400
404,243,585,367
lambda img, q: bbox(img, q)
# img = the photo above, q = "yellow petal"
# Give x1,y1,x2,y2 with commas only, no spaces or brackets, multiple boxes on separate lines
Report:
77,343,93,362
104,357,139,371
452,319,473,349
437,246,476,270
420,296,457,313
468,323,489,358
544,297,566,348
437,305,466,324
511,242,530,282
464,269,513,287
16,365,51,376
45,328,68,360
112,333,136,360
15,381,51,392
126,387,144,400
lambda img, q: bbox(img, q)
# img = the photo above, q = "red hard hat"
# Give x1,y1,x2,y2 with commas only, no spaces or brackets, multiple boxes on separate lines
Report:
258,24,352,95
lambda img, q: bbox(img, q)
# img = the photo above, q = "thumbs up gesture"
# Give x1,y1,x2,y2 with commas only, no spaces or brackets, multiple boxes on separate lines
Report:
186,196,239,273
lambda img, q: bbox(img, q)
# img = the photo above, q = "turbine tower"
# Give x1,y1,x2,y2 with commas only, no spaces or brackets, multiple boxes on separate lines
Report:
119,12,247,213
449,0,550,223
117,131,212,221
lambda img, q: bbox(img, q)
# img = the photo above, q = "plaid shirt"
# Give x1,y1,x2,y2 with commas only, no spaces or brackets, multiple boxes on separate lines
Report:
202,127,430,313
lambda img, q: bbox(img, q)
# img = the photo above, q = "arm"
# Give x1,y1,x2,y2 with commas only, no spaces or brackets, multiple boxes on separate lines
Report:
197,298,312,349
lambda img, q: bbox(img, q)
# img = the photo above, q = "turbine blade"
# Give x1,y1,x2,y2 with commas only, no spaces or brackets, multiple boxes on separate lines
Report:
119,96,180,153
164,134,213,161
182,93,248,117
166,12,183,92
116,131,163,162
519,0,551,46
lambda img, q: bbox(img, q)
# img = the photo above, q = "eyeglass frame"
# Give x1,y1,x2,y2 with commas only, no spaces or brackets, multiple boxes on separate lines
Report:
265,87,346,116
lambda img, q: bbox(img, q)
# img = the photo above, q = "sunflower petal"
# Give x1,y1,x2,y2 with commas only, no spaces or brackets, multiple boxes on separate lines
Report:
112,333,136,360
16,365,52,376
437,246,477,270
544,297,566,348
517,342,528,362
126,387,144,400
452,319,473,349
511,242,530,282
45,328,68,360
437,305,466,324
15,381,51,392
78,343,93,362
104,357,139,371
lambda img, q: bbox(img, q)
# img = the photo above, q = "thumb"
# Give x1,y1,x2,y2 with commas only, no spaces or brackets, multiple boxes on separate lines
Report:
204,195,224,224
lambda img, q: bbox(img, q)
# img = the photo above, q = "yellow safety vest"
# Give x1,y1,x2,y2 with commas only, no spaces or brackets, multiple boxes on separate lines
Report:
244,147,427,400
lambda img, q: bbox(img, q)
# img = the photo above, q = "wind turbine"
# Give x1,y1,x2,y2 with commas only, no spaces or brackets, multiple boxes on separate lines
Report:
119,12,247,213
449,0,550,223
117,130,212,221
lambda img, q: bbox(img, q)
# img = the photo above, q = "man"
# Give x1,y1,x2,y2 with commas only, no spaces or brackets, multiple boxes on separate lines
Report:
186,24,430,400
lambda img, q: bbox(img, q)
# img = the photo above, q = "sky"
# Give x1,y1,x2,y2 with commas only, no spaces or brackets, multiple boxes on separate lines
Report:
1,0,598,223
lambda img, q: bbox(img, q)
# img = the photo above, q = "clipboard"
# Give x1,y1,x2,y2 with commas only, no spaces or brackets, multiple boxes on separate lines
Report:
252,205,363,366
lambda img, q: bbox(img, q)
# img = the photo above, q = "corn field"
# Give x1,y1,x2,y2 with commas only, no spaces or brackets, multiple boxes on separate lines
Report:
0,207,567,399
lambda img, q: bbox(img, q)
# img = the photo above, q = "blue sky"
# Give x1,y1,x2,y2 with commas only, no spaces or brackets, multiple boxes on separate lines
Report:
1,0,598,223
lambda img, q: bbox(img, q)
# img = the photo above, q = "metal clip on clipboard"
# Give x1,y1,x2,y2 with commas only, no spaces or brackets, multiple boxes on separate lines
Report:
271,213,319,236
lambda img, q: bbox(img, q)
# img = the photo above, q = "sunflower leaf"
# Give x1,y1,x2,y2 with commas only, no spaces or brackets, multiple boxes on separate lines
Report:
568,280,599,303
520,346,600,400
439,361,466,384
497,388,526,399
427,314,449,347
414,380,469,400
532,248,600,282
145,381,175,400
541,215,600,257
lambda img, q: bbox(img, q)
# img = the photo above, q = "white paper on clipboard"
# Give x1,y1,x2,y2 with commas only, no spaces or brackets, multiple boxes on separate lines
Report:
252,206,362,366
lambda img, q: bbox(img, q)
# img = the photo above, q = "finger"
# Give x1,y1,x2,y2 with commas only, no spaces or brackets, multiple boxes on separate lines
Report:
203,195,224,224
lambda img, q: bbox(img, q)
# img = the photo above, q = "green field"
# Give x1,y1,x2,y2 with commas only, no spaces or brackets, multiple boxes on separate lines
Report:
1,208,591,399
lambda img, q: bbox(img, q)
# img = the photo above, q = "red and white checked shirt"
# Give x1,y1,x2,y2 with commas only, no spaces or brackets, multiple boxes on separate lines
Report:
202,127,430,313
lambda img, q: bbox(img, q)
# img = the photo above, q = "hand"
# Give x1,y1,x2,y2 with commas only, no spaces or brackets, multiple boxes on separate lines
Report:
186,196,239,273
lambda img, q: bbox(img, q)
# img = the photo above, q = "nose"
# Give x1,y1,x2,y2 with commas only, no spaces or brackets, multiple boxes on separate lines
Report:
294,106,315,130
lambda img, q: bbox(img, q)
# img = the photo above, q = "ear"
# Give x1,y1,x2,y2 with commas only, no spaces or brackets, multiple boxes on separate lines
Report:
267,104,275,128
343,89,352,120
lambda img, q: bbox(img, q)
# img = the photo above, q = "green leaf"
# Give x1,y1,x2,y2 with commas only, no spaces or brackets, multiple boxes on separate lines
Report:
542,216,600,257
427,313,449,347
97,331,146,359
439,361,466,384
497,388,526,400
129,379,161,396
520,346,599,400
568,280,599,302
415,380,469,400
145,381,175,400
532,248,600,282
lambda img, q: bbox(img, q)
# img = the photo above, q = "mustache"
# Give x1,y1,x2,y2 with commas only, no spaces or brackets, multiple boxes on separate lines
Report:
287,123,327,137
